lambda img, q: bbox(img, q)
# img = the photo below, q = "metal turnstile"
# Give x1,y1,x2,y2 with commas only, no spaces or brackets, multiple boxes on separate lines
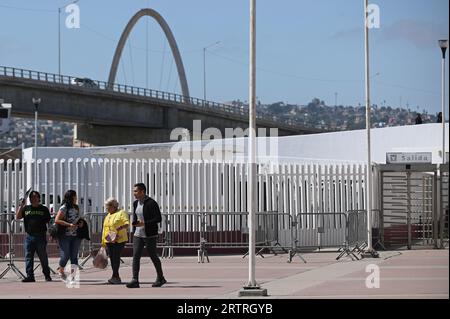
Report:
379,164,438,249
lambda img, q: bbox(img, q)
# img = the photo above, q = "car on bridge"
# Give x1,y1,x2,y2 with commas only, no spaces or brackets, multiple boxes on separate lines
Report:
71,77,98,89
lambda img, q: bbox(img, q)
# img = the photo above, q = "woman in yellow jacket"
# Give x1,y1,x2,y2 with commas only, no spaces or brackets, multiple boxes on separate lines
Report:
102,197,129,284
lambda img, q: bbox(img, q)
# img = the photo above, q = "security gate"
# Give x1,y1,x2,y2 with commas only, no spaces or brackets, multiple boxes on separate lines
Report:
379,164,438,249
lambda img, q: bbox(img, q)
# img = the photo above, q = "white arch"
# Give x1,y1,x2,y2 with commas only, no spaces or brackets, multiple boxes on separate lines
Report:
108,9,190,98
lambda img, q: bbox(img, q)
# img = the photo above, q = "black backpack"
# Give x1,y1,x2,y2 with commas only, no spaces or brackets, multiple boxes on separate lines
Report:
48,215,66,239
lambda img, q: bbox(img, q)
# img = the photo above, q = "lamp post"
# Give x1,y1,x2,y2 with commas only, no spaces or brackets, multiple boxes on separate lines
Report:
32,98,41,190
58,6,61,77
363,0,375,255
439,39,448,164
238,0,267,297
203,41,220,102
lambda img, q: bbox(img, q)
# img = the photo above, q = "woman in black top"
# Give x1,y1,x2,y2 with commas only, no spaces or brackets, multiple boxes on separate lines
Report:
55,190,83,281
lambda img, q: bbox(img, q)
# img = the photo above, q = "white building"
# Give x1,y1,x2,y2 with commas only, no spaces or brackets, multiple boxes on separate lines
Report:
23,123,449,164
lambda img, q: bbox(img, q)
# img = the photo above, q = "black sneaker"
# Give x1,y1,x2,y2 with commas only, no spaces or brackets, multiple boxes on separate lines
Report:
152,277,167,287
126,280,140,288
22,277,35,283
108,277,122,285
45,276,52,282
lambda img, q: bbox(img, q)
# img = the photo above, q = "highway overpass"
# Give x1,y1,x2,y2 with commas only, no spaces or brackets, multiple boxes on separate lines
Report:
0,66,321,145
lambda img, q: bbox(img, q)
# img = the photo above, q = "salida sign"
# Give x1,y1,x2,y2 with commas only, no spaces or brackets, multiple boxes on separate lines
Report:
386,152,432,164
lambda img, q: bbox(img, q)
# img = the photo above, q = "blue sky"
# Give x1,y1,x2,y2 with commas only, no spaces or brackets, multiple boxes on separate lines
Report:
0,0,448,115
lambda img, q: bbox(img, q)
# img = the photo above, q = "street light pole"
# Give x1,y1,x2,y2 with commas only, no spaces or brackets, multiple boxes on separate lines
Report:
439,40,448,164
203,47,206,101
364,0,374,254
248,0,257,288
32,98,41,190
238,0,267,297
203,41,220,102
58,7,61,78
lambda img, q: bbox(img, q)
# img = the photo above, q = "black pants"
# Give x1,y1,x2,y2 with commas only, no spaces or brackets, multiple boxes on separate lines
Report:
106,242,125,278
132,235,163,281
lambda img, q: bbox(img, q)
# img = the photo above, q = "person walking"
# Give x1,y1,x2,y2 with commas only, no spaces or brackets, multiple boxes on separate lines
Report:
126,183,167,288
16,190,52,282
55,190,83,281
415,113,423,124
101,197,129,284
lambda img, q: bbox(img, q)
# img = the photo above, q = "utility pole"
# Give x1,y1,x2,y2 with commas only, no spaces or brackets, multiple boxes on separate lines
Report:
239,0,267,297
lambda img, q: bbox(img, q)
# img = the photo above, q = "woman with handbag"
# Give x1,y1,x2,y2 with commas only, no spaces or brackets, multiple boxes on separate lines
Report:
101,197,129,284
55,190,83,281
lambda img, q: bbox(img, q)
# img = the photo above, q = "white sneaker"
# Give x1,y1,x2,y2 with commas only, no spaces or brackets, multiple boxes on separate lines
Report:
57,268,67,281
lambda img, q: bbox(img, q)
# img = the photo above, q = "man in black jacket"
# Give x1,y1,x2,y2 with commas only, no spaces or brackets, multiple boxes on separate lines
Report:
126,183,167,288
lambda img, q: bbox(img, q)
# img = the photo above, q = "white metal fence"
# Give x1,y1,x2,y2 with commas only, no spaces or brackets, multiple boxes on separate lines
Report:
1,158,372,233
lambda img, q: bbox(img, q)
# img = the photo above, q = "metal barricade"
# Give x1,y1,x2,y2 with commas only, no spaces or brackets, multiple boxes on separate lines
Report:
1,214,60,279
162,212,243,263
161,212,292,263
338,210,383,260
338,210,366,261
0,218,10,260
160,212,204,261
79,212,106,267
251,212,292,258
0,213,25,279
290,212,348,263
202,212,291,259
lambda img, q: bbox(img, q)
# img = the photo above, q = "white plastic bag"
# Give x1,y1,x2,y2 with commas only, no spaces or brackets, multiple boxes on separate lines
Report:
105,231,117,243
93,247,108,269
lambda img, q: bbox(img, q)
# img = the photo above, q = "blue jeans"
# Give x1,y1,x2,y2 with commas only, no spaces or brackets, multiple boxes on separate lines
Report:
58,235,81,268
24,233,50,278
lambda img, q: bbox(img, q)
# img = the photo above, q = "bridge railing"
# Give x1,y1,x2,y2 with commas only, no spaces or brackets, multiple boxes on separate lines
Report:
0,66,317,131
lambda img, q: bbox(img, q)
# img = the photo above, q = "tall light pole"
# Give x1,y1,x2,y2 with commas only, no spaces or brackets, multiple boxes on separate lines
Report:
58,6,61,77
203,41,220,102
364,0,374,254
239,0,267,297
32,98,41,190
439,39,448,164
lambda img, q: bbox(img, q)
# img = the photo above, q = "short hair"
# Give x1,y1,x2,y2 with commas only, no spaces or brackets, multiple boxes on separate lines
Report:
29,190,41,201
134,183,147,194
104,197,119,210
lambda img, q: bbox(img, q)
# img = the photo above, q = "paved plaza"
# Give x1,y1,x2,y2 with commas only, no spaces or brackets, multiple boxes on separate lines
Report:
0,248,448,299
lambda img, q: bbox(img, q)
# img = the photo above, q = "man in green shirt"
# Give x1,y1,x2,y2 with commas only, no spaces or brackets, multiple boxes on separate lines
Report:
16,190,52,282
